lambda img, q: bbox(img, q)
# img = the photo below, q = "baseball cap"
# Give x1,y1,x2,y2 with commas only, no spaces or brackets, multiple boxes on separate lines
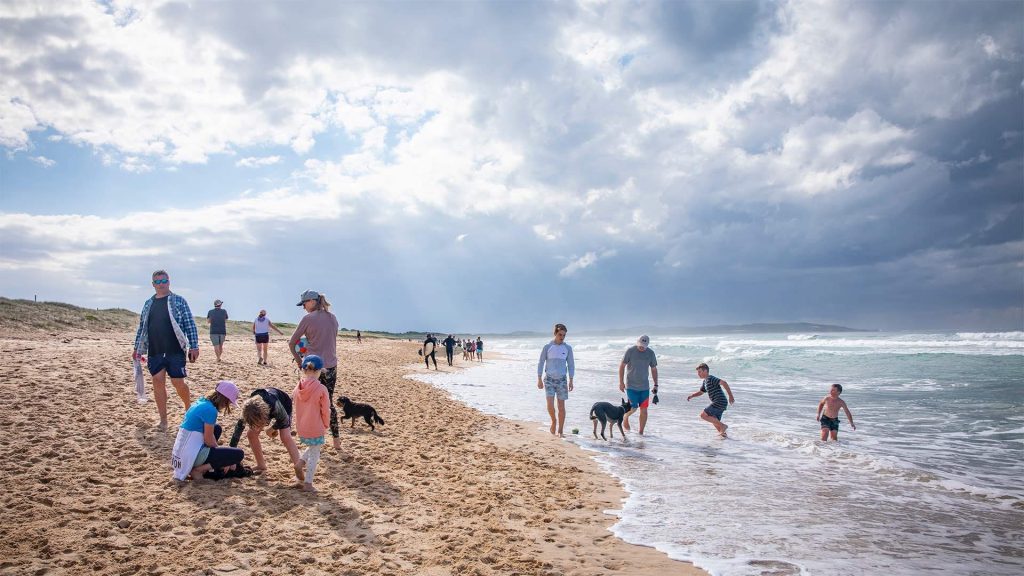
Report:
637,335,650,347
214,299,223,306
296,290,320,306
301,354,324,371
215,380,240,405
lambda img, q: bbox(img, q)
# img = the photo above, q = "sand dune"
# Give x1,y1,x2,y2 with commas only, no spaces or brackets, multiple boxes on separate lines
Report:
0,332,702,575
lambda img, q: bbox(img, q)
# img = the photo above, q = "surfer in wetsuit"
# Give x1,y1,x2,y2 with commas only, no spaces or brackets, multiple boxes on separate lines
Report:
423,333,438,370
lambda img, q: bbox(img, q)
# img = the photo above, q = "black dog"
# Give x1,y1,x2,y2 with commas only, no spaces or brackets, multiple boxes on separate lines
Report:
336,396,385,431
589,398,631,440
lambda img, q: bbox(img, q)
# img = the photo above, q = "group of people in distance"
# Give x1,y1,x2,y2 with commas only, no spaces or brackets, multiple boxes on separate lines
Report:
536,323,856,440
420,334,483,369
134,270,351,490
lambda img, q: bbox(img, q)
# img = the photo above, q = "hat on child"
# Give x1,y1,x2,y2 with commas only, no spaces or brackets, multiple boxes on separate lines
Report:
216,380,240,405
301,354,324,371
296,290,320,306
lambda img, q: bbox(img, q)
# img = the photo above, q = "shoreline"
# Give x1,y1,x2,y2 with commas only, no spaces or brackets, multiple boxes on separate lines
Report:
0,332,703,575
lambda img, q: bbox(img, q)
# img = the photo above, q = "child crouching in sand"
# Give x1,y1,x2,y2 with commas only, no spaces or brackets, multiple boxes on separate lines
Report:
817,384,856,441
293,354,331,492
229,386,305,482
171,381,243,482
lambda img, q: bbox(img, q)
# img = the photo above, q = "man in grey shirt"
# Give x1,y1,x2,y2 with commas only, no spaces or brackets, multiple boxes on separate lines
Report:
206,299,229,362
618,335,658,435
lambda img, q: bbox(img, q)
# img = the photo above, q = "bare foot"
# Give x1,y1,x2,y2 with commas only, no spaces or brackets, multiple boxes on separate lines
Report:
252,466,267,476
558,433,565,438
155,421,168,432
332,437,342,451
294,462,305,483
549,423,556,435
302,483,317,493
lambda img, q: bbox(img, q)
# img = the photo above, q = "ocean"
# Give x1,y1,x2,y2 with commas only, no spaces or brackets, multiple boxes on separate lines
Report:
409,332,1024,576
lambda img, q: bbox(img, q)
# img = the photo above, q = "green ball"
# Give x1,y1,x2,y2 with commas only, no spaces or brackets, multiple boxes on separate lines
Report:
571,428,579,435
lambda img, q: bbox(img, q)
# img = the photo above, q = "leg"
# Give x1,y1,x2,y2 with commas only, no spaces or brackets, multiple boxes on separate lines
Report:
638,406,648,436
214,343,223,361
302,444,322,489
830,430,838,441
205,445,244,472
320,368,341,449
556,398,566,437
169,377,191,411
152,369,169,429
623,408,636,431
546,396,556,434
699,410,726,435
820,427,829,441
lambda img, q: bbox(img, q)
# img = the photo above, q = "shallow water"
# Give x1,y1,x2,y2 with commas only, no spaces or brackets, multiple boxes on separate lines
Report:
410,332,1024,576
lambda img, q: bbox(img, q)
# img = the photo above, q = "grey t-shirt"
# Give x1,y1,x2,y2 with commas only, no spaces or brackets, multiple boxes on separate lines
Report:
206,308,228,335
622,345,657,390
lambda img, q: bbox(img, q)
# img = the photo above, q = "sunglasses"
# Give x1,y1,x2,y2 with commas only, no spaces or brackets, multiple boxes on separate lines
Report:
152,279,169,285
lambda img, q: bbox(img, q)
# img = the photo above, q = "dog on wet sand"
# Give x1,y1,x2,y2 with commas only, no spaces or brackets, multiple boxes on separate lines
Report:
337,396,385,431
589,398,631,440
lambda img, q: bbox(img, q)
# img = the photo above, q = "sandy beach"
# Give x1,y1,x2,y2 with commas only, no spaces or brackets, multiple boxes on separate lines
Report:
0,331,703,576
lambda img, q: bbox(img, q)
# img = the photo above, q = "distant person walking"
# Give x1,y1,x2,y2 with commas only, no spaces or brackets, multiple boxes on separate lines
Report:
133,269,199,431
442,334,457,366
206,299,228,362
618,335,658,436
687,363,735,437
288,290,342,452
423,333,438,370
475,337,484,362
253,309,284,366
537,323,574,437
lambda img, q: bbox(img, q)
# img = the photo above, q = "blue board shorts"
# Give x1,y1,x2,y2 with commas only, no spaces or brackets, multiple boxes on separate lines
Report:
148,352,187,378
820,415,840,431
543,376,569,401
704,404,726,420
626,388,650,410
210,333,226,346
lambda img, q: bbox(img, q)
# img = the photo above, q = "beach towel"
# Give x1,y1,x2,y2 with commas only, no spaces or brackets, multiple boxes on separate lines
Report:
171,428,205,481
133,356,148,403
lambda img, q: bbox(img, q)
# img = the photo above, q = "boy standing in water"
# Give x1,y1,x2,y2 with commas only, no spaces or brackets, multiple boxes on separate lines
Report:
687,363,734,437
817,384,856,441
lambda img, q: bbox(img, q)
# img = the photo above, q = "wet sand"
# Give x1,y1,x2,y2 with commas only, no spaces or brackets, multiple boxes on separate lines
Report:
0,332,704,575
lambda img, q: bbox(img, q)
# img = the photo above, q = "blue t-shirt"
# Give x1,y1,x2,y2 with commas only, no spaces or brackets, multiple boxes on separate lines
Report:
180,397,219,432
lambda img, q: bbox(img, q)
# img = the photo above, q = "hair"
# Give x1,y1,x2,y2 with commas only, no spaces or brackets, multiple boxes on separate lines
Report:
832,383,843,394
313,294,331,312
206,391,233,415
554,323,567,334
241,395,270,427
152,269,168,280
696,363,709,372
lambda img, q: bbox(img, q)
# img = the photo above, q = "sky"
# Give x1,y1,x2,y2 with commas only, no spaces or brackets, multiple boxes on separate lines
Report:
0,0,1022,333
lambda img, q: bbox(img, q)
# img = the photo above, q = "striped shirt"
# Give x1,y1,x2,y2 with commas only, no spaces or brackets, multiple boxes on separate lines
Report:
701,375,727,408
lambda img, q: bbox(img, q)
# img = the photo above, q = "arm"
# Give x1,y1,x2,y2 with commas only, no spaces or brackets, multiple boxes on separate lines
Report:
247,428,266,469
252,321,257,334
537,345,548,388
651,366,658,390
288,320,305,364
816,398,826,420
179,297,200,354
269,321,284,335
132,303,146,357
687,388,704,401
203,423,218,448
720,379,735,404
567,346,575,391
618,361,626,393
292,384,302,432
841,400,856,430
320,389,331,429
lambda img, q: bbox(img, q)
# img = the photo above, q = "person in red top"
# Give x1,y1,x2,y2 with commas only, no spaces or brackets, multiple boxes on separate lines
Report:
293,354,331,492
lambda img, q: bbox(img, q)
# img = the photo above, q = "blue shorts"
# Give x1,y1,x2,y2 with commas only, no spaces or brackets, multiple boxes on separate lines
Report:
543,376,569,401
626,388,650,410
148,352,187,378
703,404,726,421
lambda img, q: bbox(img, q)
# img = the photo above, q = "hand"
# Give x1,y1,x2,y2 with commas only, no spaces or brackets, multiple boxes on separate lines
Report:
851,423,857,430
132,350,142,361
188,349,199,363
728,396,735,405
686,393,693,402
537,377,543,390
618,382,625,393
568,380,574,392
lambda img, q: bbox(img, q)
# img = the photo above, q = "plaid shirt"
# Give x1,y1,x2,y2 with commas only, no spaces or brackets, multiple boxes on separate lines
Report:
133,292,200,354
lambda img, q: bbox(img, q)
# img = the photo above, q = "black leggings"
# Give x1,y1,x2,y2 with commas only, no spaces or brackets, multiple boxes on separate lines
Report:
425,351,437,368
446,349,454,365
320,367,340,438
206,425,244,470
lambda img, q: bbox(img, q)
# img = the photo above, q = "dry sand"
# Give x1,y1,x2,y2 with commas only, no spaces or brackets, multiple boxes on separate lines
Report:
0,332,704,576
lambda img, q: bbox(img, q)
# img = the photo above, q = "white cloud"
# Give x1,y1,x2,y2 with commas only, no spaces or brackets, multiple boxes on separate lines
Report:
236,155,282,168
559,249,616,277
29,155,54,167
456,234,468,242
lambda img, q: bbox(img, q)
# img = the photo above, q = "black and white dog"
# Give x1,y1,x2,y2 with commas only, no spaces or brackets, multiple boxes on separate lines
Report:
336,397,386,431
589,398,631,440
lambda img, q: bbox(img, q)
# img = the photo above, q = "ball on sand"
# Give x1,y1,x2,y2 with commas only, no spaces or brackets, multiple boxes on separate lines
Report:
571,428,579,435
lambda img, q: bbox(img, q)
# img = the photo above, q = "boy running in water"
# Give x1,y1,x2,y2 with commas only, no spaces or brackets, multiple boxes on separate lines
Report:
817,384,856,441
687,363,735,437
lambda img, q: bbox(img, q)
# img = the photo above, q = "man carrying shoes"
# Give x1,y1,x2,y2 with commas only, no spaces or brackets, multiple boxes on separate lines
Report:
618,335,658,436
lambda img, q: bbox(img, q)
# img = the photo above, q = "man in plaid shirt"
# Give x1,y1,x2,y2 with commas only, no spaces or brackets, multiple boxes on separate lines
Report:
133,269,200,430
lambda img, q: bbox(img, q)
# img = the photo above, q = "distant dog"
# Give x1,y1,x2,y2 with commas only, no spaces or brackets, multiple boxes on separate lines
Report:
336,396,385,431
589,398,632,440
